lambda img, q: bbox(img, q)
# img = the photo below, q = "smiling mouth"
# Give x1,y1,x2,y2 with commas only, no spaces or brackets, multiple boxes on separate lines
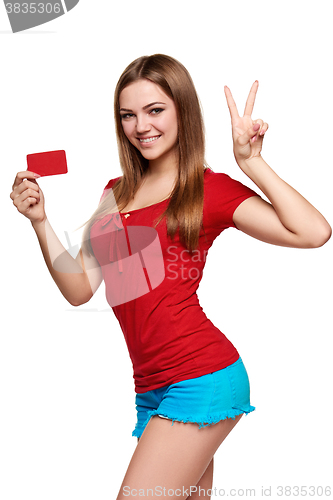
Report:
138,135,161,143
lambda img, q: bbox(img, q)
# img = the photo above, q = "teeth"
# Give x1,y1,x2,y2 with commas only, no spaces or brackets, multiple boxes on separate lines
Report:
139,136,160,143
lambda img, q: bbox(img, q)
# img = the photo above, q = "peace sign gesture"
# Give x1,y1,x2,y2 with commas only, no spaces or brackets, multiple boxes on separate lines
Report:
224,81,269,164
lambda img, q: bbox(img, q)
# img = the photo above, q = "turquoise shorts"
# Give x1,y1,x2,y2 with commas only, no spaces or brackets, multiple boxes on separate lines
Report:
132,356,255,439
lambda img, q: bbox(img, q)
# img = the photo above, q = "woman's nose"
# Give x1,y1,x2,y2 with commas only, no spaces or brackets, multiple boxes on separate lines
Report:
136,114,151,134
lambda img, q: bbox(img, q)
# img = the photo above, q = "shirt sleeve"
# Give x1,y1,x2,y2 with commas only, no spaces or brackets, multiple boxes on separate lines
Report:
206,172,261,231
99,176,121,204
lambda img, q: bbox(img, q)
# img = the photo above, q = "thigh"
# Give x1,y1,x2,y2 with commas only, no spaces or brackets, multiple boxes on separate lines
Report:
117,413,243,500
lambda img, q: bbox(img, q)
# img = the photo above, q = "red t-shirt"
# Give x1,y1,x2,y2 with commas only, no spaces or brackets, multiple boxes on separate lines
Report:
90,168,260,393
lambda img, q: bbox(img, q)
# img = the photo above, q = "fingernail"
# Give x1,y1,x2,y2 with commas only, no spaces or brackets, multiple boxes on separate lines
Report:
34,173,41,178
253,124,260,131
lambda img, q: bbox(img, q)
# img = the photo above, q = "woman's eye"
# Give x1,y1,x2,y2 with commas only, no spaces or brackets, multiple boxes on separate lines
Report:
120,108,163,119
150,108,164,115
121,113,134,119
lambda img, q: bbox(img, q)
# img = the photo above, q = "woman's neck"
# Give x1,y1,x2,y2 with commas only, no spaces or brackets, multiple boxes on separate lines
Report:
145,151,179,181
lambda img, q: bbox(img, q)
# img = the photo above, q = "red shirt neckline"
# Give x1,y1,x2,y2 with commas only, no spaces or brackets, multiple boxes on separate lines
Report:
119,168,211,215
120,197,169,215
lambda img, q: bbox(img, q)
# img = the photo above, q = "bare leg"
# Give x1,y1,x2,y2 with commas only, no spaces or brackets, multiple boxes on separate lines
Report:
117,413,243,499
137,438,214,500
186,458,214,499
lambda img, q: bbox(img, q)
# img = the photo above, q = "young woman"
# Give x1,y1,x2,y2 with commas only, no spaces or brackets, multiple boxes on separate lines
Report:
10,54,331,499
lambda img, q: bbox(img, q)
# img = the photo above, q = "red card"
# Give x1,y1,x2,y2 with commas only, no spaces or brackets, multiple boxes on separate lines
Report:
27,150,68,177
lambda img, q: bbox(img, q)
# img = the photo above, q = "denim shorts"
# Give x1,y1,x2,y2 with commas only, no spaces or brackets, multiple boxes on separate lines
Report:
132,356,255,439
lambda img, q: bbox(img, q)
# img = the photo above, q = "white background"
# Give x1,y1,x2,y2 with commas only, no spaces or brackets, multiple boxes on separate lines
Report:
1,1,332,499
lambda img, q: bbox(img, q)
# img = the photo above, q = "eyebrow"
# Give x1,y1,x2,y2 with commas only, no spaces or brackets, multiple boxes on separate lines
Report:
119,101,166,112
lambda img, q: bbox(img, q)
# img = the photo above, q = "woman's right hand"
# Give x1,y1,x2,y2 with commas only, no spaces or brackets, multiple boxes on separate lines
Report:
10,171,46,225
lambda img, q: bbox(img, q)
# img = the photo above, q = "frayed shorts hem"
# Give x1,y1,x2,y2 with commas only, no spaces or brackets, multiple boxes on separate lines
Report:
131,356,255,439
132,405,255,439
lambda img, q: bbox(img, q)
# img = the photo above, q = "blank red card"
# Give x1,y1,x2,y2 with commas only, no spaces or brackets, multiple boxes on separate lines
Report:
27,150,68,177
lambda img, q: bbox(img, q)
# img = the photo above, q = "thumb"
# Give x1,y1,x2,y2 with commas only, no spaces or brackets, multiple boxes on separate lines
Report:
238,123,260,146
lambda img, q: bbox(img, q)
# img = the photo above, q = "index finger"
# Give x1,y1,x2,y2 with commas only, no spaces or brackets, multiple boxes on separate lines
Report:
244,80,259,117
224,85,239,122
12,170,40,188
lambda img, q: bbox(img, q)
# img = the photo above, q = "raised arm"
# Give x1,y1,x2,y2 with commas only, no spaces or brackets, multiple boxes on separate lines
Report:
10,171,103,306
224,82,331,248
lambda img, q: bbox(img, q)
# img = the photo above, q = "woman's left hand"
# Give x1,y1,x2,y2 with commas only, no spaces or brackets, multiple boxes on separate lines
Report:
224,81,269,165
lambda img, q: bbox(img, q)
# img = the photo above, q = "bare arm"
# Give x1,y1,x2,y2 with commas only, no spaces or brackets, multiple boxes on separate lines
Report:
224,82,332,248
31,218,103,306
10,171,103,306
233,156,331,248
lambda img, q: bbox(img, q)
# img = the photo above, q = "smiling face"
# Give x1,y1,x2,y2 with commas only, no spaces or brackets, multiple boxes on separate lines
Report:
119,79,179,168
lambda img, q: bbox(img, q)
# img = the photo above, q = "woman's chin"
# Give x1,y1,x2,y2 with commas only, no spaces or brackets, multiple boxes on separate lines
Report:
138,148,163,161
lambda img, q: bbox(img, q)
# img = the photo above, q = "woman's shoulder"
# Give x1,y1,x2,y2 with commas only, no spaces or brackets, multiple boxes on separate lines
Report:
99,175,123,204
204,167,239,188
204,166,260,201
103,175,122,191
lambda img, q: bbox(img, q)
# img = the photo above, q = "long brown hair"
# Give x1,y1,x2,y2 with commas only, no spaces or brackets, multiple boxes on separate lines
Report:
81,54,208,255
